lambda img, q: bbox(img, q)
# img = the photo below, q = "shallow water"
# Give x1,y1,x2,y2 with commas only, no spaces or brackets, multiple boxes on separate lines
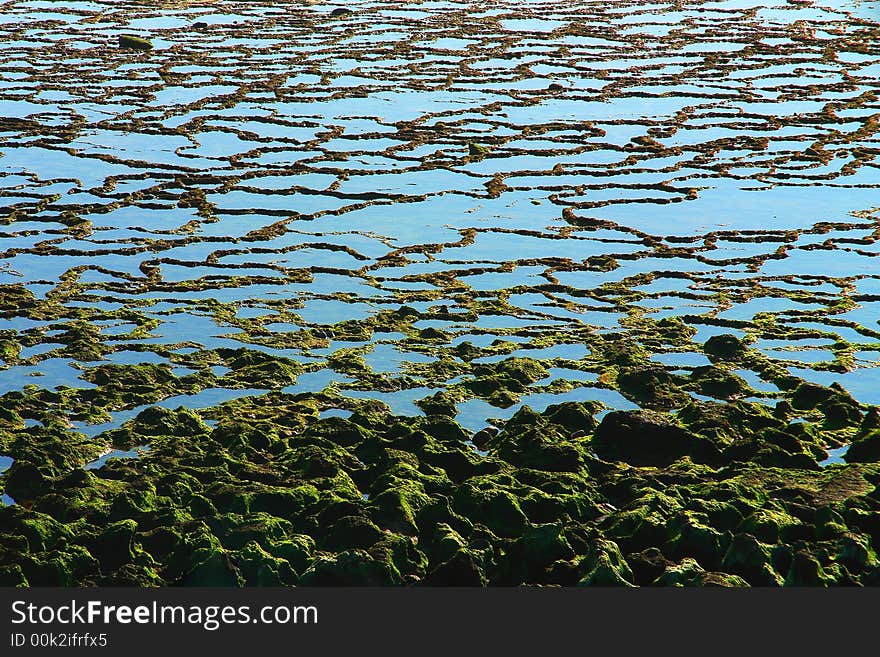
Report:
0,0,878,440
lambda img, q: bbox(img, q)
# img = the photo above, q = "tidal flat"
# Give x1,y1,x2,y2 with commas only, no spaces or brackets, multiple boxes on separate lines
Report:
1,0,880,586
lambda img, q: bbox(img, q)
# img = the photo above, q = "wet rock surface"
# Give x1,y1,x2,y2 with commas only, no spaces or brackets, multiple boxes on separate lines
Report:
1,0,880,585
1,398,879,586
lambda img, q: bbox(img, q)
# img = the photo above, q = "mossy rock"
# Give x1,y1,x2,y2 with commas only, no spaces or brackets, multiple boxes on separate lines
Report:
576,539,634,587
616,365,689,408
665,512,730,570
704,334,746,360
453,484,528,538
721,533,783,586
738,508,803,544
300,549,401,585
690,366,747,398
791,382,836,411
845,431,880,463
181,550,243,587
783,550,837,586
322,515,385,551
592,410,722,467
118,34,153,50
0,563,28,587
234,540,298,586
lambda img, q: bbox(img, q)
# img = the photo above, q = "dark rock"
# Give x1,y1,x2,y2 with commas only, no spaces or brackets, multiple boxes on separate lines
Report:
118,35,153,51
704,334,746,360
592,410,722,466
626,547,669,585
845,430,880,463
791,382,835,410
471,427,498,449
666,512,729,570
423,550,486,586
4,462,51,500
488,425,584,472
721,534,782,586
576,539,634,586
323,515,384,551
301,549,399,585
616,365,688,408
784,550,835,586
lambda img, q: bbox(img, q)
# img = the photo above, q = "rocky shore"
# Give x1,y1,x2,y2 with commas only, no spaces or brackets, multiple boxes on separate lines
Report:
2,329,879,586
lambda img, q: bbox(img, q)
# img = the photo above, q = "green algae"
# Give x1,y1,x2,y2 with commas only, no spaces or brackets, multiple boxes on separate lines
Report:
118,35,153,51
2,389,880,586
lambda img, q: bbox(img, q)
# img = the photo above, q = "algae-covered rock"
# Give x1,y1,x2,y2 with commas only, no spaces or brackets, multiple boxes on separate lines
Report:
322,515,384,551
468,143,490,158
423,549,487,586
498,523,574,584
5,462,52,500
371,482,433,536
576,539,635,586
454,481,529,538
488,424,584,472
182,550,243,587
690,366,747,399
721,533,783,586
738,508,804,544
130,406,210,438
666,512,730,570
300,549,401,585
836,533,878,572
543,401,600,433
617,365,689,408
600,490,681,554
704,334,746,360
267,534,315,575
423,524,488,586
592,410,722,466
652,557,706,586
845,430,880,463
784,550,837,586
234,540,298,586
79,518,138,572
0,564,28,587
626,547,669,585
2,359,879,588
791,382,836,410
118,35,153,50
2,1,880,594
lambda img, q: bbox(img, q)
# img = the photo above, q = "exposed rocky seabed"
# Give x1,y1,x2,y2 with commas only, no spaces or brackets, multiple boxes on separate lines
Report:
2,0,880,586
